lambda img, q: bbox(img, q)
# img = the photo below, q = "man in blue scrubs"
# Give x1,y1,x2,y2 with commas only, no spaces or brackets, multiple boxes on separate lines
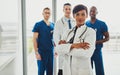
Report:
32,7,54,75
86,6,109,75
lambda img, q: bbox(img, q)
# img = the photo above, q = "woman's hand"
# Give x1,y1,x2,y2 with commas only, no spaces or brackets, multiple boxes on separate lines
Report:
58,40,67,44
71,42,90,50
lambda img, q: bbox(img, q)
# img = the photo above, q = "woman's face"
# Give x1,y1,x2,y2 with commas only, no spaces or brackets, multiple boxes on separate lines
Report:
74,10,88,27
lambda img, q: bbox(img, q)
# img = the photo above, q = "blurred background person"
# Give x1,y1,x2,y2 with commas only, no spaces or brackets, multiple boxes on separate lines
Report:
86,6,109,75
53,3,75,75
32,7,54,75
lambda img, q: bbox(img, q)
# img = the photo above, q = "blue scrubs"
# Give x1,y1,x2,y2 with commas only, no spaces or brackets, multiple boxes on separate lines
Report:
86,19,108,75
32,20,54,75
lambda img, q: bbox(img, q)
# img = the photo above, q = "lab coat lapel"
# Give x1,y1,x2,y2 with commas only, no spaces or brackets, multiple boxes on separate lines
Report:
66,29,74,42
74,25,86,43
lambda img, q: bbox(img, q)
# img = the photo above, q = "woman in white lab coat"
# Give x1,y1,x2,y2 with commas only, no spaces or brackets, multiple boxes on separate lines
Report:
55,4,96,75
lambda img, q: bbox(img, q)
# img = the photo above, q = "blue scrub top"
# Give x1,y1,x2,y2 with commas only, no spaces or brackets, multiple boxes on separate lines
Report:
32,20,54,53
86,19,108,48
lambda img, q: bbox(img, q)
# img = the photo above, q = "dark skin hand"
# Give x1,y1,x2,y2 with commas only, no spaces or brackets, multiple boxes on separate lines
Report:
59,40,90,50
58,40,67,44
96,32,109,44
71,42,90,50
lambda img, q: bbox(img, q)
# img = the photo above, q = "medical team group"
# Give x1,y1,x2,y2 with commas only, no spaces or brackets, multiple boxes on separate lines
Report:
32,3,109,75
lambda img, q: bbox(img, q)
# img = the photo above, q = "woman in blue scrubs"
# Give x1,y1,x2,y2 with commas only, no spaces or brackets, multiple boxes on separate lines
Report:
32,7,54,75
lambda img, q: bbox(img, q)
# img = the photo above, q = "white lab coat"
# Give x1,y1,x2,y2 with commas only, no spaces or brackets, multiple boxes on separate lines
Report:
55,25,96,75
53,17,75,69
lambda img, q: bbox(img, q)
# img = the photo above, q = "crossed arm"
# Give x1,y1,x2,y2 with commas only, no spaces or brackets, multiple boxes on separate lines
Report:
55,29,96,58
58,40,90,50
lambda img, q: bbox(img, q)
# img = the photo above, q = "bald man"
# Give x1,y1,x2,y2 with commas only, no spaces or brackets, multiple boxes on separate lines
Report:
86,6,109,75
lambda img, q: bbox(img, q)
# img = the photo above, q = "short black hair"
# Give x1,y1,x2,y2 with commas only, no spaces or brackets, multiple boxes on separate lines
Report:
64,3,71,7
73,4,88,15
43,7,50,12
90,6,97,11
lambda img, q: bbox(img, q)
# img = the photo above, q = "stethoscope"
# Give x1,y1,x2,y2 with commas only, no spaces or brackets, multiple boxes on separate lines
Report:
61,18,65,25
61,17,73,27
66,26,88,43
61,17,75,37
61,17,88,43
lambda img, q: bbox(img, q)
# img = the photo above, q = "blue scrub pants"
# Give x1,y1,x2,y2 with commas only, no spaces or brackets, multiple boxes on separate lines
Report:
91,48,105,75
37,52,53,75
